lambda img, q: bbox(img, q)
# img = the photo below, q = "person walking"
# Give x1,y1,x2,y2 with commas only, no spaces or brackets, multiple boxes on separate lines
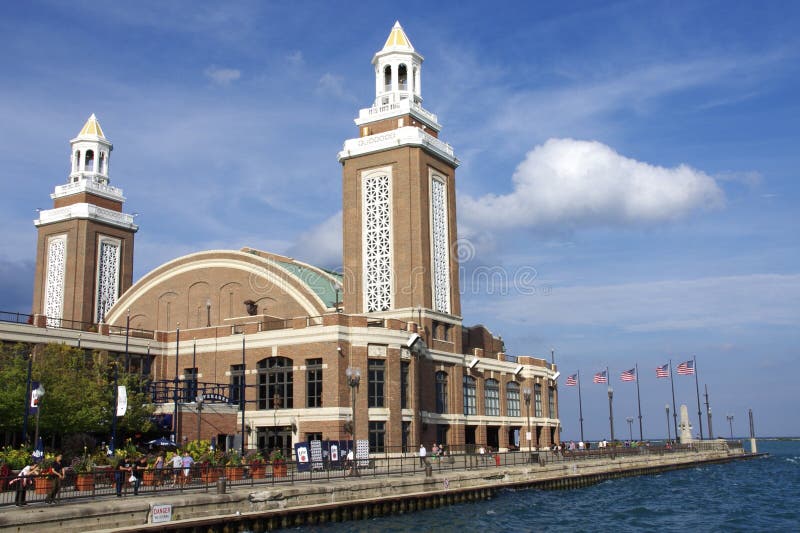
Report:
170,452,182,486
419,444,427,467
45,454,65,504
153,453,165,486
181,451,194,485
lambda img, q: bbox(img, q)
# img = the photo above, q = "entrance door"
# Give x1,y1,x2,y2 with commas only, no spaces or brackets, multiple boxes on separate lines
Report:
257,426,292,455
486,426,499,450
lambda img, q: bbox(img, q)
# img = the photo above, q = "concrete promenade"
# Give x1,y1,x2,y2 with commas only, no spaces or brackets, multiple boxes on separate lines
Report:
0,443,757,532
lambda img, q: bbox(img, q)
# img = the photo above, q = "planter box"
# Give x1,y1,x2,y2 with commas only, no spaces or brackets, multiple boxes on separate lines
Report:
225,466,244,480
272,463,287,478
35,477,54,495
250,465,266,479
75,474,94,492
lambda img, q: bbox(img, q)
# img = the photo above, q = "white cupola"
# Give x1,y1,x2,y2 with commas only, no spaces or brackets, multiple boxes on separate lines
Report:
372,21,423,107
69,114,113,185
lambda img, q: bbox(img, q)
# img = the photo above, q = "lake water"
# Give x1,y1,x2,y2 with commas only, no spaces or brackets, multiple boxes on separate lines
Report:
303,439,799,532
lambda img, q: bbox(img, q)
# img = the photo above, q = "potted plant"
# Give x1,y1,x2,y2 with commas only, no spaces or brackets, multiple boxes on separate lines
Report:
248,451,266,479
224,450,244,480
270,449,287,478
35,457,56,495
199,450,223,483
73,454,96,491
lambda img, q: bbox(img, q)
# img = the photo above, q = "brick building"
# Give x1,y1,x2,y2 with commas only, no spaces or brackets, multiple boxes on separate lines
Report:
29,22,560,454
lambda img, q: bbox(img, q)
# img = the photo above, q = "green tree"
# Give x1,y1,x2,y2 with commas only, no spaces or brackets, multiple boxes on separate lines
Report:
0,342,31,440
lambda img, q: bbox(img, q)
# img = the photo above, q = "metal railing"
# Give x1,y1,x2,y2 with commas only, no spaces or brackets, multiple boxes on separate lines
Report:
0,311,33,325
0,440,743,507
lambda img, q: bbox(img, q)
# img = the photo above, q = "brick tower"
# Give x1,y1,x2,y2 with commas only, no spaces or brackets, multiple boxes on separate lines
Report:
32,114,137,326
338,22,462,328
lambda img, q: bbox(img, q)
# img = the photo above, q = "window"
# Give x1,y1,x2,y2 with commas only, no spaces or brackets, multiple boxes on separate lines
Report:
184,367,197,403
369,421,385,452
368,359,385,408
436,424,449,446
306,432,322,443
229,364,244,410
435,371,448,414
384,65,392,91
485,379,500,416
85,149,94,171
507,382,521,417
549,386,555,419
306,358,323,408
400,361,409,409
257,357,293,410
398,64,408,90
99,152,106,174
402,421,411,452
73,151,80,172
534,383,542,417
463,376,476,415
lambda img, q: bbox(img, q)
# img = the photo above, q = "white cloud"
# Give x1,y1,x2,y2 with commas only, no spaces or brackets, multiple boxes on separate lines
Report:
204,66,241,85
316,73,355,102
461,138,724,230
286,211,342,269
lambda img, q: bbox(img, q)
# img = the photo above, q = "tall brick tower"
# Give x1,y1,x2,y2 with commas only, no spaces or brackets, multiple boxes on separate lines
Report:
338,22,461,327
32,114,137,326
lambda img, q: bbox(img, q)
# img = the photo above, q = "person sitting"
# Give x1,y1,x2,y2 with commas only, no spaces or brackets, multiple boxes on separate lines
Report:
10,463,39,506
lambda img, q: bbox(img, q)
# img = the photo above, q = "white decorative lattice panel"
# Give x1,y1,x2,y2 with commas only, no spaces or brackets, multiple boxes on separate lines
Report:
363,173,393,312
44,235,67,327
95,238,120,322
431,178,451,313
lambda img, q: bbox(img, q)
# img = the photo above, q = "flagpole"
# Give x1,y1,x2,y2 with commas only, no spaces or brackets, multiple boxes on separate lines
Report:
693,356,704,439
577,370,585,443
669,359,678,439
635,363,643,441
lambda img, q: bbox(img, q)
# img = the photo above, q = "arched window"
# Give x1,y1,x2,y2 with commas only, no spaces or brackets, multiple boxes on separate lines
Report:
507,382,521,417
384,65,392,91
73,151,80,172
485,379,500,416
435,371,448,414
398,64,407,90
534,383,542,417
463,375,476,415
99,152,106,174
85,150,95,172
257,357,293,410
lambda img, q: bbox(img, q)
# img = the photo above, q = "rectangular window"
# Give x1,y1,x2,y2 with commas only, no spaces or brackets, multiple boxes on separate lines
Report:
306,358,323,408
229,364,244,410
369,421,385,452
368,359,385,408
485,380,500,416
534,383,543,418
435,372,448,414
463,376,476,416
306,432,322,442
506,383,521,417
548,386,555,419
400,361,409,409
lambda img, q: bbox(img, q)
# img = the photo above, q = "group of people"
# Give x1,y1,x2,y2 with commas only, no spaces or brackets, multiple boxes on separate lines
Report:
418,443,448,466
114,451,195,497
8,454,65,507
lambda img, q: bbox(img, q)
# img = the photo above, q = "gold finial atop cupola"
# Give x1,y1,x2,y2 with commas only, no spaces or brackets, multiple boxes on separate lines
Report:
382,21,414,51
78,113,105,139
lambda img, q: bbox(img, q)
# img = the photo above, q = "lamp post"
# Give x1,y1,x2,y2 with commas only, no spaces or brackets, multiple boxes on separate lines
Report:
196,393,204,441
21,354,32,443
607,387,615,442
346,366,361,474
665,404,671,443
205,298,211,327
110,361,119,454
172,324,180,443
626,417,634,442
32,383,45,444
727,414,734,439
522,387,532,454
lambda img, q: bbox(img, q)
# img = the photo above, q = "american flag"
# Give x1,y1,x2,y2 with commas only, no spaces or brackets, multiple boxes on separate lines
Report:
620,368,636,382
593,370,607,384
566,374,577,386
677,360,695,375
656,364,669,378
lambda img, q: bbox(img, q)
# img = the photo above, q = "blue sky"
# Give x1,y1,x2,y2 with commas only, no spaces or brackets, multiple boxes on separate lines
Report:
1,1,797,439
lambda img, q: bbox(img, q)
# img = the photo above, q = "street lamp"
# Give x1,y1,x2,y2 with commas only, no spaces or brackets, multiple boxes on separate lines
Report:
196,393,204,441
727,414,734,439
346,367,361,475
665,404,671,443
522,387,532,454
626,417,634,442
32,383,45,444
607,387,615,442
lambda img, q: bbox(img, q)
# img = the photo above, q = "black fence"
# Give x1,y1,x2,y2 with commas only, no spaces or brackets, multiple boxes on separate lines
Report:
0,440,743,507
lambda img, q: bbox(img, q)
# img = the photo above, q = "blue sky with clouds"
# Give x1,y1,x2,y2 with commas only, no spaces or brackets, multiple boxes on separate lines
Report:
1,1,797,439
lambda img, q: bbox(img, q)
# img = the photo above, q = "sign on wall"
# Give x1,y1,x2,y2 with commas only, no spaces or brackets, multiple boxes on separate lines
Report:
151,504,172,523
